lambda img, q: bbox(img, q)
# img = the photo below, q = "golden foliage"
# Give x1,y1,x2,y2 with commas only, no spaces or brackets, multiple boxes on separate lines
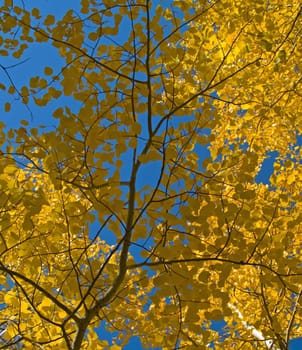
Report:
0,0,301,349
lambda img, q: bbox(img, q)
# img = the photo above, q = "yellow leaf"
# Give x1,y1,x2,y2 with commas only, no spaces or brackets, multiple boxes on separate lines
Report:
4,102,10,112
287,173,295,185
8,86,15,94
44,15,55,26
44,66,53,75
88,32,98,41
32,8,41,18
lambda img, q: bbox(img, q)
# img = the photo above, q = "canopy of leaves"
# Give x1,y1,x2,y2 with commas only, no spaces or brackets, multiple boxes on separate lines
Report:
0,0,301,349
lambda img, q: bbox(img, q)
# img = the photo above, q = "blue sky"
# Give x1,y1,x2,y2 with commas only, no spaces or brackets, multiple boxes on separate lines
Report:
1,1,301,349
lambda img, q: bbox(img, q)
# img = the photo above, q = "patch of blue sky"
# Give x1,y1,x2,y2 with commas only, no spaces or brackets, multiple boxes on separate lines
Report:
255,150,278,184
23,0,81,15
291,338,302,350
97,325,161,350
